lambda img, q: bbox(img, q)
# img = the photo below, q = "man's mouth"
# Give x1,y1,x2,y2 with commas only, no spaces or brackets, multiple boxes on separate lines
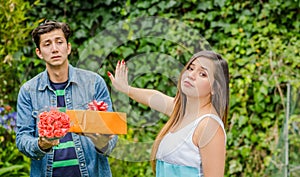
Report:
51,56,61,59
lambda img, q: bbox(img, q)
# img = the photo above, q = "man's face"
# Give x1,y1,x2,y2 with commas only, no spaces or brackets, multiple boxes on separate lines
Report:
35,29,71,68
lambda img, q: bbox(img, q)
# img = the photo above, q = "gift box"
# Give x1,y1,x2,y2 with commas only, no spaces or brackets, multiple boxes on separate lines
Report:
66,110,127,134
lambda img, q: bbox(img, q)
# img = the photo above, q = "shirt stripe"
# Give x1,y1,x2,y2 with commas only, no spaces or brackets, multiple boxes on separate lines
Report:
52,159,79,168
55,89,65,96
57,107,66,112
53,141,75,150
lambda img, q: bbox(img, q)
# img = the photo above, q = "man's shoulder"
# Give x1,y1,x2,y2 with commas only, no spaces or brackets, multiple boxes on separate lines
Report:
22,72,44,87
72,67,103,79
73,67,96,74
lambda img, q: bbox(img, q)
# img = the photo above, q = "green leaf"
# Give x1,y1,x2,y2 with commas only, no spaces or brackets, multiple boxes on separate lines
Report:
0,165,25,176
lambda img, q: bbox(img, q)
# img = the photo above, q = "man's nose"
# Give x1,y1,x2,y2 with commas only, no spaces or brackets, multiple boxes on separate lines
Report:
51,43,58,52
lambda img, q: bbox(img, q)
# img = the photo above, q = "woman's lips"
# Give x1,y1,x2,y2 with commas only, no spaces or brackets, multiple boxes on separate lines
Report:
183,80,193,87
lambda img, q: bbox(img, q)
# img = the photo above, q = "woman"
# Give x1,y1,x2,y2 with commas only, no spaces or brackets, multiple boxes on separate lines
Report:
108,50,229,176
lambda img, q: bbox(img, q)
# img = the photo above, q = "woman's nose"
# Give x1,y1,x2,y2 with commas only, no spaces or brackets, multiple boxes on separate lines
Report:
188,70,196,80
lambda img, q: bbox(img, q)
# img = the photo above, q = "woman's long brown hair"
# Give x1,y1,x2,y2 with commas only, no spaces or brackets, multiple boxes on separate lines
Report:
150,50,230,173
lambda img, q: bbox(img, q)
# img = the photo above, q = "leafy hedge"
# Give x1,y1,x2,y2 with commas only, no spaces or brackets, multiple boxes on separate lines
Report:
1,0,300,176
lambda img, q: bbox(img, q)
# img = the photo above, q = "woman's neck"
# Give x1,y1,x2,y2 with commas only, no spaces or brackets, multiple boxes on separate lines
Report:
170,98,214,132
184,97,214,119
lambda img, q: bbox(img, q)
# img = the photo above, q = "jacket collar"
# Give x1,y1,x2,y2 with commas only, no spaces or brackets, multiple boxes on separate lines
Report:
38,64,78,91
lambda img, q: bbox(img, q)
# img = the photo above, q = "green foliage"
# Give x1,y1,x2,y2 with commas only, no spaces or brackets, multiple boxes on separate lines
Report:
0,0,300,176
0,106,30,176
0,0,32,59
0,0,41,106
287,113,300,177
0,128,30,177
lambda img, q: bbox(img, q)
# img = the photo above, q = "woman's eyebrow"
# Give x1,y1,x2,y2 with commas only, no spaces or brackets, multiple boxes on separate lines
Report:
199,65,208,71
193,60,208,70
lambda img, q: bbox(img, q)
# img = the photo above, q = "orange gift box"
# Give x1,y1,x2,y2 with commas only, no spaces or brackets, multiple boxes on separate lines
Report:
66,110,127,134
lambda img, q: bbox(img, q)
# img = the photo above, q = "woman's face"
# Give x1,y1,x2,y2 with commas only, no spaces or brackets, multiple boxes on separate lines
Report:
181,57,215,99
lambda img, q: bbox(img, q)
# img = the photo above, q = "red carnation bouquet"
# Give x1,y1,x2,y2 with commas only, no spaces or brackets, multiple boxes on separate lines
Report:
88,100,108,111
38,108,70,140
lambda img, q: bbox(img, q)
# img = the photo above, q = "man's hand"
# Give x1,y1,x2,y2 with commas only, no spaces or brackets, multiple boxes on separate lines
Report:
84,133,114,151
38,137,59,151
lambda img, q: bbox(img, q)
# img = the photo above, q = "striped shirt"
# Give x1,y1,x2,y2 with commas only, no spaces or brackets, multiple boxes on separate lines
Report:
50,80,81,177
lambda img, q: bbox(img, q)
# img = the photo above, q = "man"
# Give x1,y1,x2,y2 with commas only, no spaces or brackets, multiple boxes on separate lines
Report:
16,20,117,177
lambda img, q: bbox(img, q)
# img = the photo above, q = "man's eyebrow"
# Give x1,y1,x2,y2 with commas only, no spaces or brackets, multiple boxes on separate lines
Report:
41,39,50,43
41,37,64,43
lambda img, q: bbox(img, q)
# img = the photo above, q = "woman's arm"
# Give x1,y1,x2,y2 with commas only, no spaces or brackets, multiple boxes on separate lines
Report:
108,60,174,116
194,118,226,177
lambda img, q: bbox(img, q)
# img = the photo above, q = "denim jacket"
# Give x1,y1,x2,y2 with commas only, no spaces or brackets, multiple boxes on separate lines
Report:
16,64,118,177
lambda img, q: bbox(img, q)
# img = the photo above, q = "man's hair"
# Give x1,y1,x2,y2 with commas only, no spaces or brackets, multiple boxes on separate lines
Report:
31,20,71,49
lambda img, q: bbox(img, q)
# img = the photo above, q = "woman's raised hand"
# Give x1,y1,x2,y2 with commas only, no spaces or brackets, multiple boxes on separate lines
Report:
108,60,130,95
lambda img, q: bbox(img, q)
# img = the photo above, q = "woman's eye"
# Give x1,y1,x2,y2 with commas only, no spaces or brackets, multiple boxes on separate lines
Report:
199,72,207,77
187,66,193,71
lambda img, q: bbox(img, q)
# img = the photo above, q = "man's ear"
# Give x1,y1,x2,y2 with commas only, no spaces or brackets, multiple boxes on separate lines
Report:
67,43,71,55
35,48,43,59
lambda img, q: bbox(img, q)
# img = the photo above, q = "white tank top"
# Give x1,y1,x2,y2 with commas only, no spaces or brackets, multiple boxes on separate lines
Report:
156,114,226,169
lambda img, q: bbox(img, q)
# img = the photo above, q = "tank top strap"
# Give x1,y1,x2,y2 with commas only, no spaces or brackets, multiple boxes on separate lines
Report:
193,114,226,142
193,114,223,127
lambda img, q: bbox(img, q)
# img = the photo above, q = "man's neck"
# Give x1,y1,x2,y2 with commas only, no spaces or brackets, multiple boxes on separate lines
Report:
47,64,69,83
